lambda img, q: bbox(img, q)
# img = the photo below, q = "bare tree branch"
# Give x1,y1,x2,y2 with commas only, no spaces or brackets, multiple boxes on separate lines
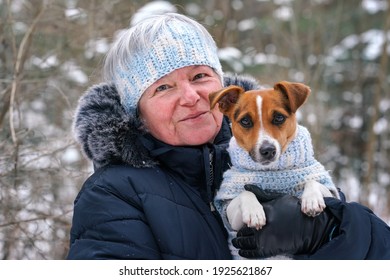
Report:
9,4,47,146
0,209,73,228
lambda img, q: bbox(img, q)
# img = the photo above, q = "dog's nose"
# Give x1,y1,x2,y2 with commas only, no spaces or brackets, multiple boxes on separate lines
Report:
260,144,276,160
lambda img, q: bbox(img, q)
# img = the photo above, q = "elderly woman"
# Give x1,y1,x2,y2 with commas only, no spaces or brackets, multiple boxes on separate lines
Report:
68,13,235,259
67,13,390,260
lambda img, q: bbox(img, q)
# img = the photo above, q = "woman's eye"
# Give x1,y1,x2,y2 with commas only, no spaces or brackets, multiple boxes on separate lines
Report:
156,84,170,92
272,113,286,125
193,73,206,80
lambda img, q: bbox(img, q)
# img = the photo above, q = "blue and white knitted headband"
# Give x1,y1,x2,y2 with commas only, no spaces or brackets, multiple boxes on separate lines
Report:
111,14,223,115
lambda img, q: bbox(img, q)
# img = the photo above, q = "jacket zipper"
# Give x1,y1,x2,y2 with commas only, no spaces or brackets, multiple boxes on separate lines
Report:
209,151,215,211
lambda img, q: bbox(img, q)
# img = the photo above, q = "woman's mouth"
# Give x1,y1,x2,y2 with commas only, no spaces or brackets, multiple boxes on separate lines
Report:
180,111,208,122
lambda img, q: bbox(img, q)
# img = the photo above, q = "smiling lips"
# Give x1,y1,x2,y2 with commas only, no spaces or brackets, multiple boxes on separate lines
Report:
180,111,209,122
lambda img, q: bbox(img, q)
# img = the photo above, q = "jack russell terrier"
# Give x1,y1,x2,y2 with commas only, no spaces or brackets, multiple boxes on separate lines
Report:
211,81,340,257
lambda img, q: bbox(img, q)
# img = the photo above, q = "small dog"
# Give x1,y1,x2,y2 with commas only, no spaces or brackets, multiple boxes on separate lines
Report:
211,81,340,233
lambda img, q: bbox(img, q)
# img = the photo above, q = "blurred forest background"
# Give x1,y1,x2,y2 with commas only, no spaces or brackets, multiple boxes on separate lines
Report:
0,0,389,259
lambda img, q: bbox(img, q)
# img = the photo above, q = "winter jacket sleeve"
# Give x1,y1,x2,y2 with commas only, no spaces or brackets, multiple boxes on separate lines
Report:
301,197,390,260
67,166,161,260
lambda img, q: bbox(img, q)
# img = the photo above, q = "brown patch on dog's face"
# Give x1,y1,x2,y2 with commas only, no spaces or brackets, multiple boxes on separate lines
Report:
209,82,310,163
229,92,262,153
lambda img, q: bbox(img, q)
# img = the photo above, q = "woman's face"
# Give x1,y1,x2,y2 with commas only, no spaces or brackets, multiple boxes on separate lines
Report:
138,65,224,146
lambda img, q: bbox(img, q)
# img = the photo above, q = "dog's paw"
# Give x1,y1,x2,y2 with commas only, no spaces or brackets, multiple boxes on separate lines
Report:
241,202,266,230
301,180,328,217
301,195,325,217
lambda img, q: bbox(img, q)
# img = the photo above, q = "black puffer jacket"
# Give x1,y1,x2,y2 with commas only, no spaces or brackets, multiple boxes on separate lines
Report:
67,75,260,259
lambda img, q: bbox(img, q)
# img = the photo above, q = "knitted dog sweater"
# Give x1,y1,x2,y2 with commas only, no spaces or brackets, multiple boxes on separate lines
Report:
214,125,337,259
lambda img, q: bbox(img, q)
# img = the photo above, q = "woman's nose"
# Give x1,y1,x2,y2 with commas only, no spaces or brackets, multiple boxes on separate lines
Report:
179,83,200,106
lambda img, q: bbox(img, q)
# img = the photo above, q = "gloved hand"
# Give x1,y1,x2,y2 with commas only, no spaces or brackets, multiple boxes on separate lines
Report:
232,185,338,259
243,184,285,202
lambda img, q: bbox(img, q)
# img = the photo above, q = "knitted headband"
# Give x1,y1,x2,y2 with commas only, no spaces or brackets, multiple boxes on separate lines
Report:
108,14,223,115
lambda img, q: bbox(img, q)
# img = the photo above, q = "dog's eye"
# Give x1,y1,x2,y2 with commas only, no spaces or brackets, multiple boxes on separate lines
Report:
239,116,253,128
272,113,286,125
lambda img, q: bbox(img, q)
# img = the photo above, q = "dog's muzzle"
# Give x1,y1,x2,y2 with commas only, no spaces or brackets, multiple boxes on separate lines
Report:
250,141,278,165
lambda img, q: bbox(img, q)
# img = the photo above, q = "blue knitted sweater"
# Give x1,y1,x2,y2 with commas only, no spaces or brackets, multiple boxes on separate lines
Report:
214,125,337,258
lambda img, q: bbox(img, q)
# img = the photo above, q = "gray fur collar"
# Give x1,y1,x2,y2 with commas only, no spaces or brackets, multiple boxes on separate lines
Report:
73,74,261,168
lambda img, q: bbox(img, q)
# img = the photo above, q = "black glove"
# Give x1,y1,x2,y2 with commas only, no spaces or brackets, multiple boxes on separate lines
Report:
232,186,338,259
243,184,285,202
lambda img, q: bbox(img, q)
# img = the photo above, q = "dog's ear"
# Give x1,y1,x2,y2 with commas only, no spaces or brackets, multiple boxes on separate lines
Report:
209,85,244,114
274,81,311,113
